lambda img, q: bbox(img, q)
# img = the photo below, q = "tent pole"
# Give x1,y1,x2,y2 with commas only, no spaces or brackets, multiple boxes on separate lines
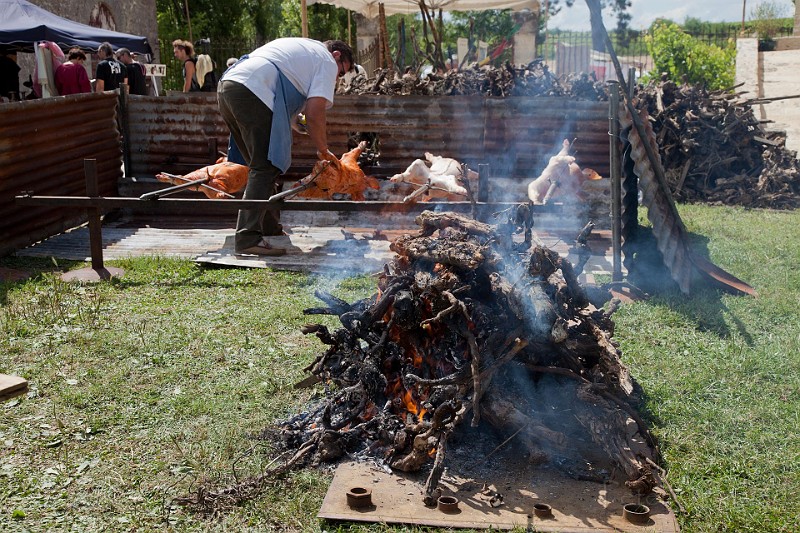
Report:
301,0,309,37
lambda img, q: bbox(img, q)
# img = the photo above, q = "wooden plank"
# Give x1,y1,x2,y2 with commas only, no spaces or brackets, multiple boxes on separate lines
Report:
0,374,28,402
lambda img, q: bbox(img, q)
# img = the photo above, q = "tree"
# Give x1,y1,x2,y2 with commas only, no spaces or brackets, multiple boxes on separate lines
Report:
550,0,632,50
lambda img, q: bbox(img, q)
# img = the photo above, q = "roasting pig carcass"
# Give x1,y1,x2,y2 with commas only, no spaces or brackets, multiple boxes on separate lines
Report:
155,159,248,199
293,141,380,201
390,153,478,202
528,139,603,204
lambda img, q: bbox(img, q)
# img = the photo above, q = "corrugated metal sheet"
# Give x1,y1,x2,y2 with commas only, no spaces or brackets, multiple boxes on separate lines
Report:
620,107,693,294
0,93,122,256
127,94,609,199
127,93,229,177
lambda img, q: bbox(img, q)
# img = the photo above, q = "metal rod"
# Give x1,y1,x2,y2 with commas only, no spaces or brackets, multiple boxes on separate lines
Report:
477,163,490,202
84,159,104,271
267,161,329,202
139,177,210,200
118,85,131,178
542,180,559,204
627,66,636,99
15,195,566,215
608,80,623,282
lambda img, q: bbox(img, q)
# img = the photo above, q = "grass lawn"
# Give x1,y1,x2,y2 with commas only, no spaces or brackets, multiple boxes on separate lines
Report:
1,203,799,532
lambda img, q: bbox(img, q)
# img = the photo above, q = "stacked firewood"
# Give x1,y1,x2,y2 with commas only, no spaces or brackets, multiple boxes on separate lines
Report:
339,61,609,100
635,79,800,209
284,210,657,503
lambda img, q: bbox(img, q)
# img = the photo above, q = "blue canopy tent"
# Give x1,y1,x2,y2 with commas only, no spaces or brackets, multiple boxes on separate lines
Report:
0,0,152,54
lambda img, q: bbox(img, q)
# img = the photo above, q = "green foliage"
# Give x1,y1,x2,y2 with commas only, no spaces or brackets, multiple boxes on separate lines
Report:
750,0,792,39
644,20,736,90
279,1,350,41
448,10,517,65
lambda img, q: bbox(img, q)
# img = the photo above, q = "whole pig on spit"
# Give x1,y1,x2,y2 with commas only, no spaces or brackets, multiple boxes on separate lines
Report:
292,141,380,201
390,153,478,202
528,139,602,204
155,157,248,199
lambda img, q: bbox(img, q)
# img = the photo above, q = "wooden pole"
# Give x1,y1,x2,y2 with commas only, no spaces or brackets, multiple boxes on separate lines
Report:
84,159,104,271
741,1,747,34
184,0,193,43
301,0,309,38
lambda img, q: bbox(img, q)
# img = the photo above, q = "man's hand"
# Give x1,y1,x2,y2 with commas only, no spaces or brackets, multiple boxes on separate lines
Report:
316,148,341,169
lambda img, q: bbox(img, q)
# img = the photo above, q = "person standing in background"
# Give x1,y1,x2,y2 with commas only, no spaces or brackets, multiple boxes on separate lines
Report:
95,42,126,92
54,48,92,96
172,39,200,92
0,50,21,101
116,48,147,95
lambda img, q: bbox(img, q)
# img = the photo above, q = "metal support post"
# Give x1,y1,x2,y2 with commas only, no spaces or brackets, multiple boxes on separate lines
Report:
59,160,124,282
608,81,623,283
477,164,490,203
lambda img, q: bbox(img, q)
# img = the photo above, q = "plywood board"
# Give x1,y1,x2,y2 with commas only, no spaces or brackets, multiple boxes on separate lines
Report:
0,374,28,402
319,462,678,532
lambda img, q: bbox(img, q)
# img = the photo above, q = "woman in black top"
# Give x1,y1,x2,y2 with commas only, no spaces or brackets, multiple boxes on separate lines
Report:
172,39,200,92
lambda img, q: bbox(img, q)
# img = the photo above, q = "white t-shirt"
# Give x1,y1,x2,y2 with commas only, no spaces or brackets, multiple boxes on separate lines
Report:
221,38,337,111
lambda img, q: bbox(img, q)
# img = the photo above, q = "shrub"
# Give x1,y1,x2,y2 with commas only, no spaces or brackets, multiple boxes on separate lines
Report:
750,0,791,40
643,20,736,90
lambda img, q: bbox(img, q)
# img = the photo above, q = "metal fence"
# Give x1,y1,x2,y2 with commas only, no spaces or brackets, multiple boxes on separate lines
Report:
536,28,751,82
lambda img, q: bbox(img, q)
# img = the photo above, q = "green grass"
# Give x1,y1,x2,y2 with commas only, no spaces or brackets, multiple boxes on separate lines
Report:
1,204,799,532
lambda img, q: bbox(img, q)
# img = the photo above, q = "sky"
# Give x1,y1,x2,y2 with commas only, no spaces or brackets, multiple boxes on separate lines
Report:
546,0,769,31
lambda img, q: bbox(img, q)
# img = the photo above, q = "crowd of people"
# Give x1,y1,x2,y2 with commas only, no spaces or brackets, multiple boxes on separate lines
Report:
0,40,153,101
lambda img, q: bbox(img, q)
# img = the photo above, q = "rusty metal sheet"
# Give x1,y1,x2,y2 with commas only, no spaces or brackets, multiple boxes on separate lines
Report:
126,95,609,203
126,93,229,177
319,462,677,532
0,93,122,256
620,107,693,294
619,107,755,296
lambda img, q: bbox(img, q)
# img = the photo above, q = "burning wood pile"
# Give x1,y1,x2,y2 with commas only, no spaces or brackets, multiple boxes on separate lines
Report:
635,79,800,209
340,62,609,100
177,209,662,514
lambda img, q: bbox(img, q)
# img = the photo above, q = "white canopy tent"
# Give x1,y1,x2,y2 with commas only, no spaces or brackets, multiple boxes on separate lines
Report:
307,0,540,19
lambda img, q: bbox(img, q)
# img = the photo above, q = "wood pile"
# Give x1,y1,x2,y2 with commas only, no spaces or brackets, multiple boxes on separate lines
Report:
339,61,609,100
285,210,656,502
635,79,800,209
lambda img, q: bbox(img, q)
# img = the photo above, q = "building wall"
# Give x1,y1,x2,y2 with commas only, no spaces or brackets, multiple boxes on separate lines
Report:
795,0,799,36
27,0,160,62
736,37,800,158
